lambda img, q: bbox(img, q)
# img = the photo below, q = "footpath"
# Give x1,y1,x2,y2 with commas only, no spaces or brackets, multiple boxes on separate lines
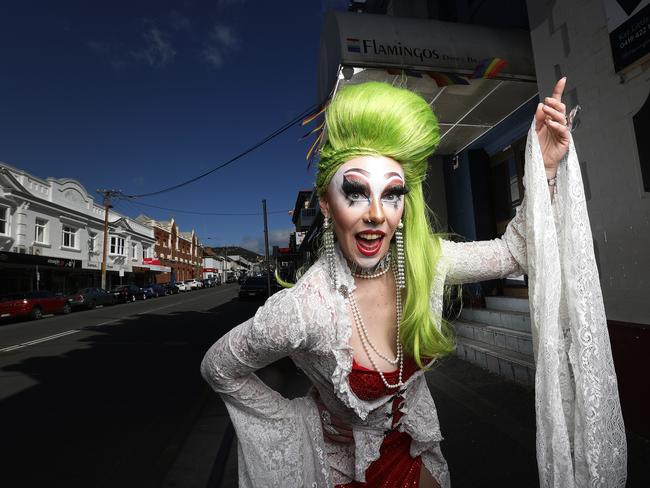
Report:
162,356,649,488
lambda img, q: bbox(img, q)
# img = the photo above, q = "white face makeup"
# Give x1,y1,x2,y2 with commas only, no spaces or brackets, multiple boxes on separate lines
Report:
321,155,407,269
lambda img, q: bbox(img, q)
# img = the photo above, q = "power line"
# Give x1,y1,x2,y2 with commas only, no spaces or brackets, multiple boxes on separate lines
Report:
120,197,290,216
122,103,320,199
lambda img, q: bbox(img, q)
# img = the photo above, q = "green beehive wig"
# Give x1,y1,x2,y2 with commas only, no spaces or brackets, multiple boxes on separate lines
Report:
316,81,455,368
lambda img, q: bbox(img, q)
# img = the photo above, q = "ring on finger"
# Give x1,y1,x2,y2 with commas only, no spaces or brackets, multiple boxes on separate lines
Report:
321,410,340,435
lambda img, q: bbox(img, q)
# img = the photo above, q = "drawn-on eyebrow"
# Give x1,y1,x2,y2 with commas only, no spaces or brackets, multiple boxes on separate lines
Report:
384,171,404,181
343,168,370,177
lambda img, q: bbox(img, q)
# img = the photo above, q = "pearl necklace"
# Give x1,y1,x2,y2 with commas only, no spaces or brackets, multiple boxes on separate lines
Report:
349,252,391,279
347,265,404,389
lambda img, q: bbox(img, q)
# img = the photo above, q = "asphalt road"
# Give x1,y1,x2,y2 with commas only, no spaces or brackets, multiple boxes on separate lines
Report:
0,284,253,488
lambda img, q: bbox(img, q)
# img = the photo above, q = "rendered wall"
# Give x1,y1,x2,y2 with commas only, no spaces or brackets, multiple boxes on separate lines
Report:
527,0,650,325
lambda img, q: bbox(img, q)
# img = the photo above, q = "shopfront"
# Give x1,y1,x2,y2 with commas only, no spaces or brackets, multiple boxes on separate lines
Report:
317,11,538,298
0,251,84,295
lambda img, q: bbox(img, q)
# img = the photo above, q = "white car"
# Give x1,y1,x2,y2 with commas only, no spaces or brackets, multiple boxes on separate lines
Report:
184,279,199,290
175,282,188,292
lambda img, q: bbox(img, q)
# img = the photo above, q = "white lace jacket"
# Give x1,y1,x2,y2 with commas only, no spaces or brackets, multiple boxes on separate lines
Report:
201,124,626,488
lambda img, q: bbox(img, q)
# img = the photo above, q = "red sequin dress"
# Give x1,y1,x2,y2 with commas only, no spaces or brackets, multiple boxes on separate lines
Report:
336,356,422,488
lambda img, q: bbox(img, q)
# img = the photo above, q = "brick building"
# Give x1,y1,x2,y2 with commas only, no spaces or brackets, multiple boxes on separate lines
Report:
135,216,202,283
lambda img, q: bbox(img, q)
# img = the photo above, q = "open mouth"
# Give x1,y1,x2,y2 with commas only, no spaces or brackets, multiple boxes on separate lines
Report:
355,231,385,257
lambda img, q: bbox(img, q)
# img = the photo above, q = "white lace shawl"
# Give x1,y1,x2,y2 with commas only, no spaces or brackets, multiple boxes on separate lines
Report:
524,122,626,487
200,121,626,487
199,233,528,488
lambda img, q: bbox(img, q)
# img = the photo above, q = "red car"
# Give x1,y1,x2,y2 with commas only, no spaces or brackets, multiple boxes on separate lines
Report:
0,291,72,320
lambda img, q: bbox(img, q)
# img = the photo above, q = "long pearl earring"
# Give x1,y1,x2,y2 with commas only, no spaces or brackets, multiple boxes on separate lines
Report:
323,216,337,291
395,219,405,289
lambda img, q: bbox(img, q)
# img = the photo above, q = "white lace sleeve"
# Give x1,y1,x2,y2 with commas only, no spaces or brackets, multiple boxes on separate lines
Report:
440,204,528,285
523,120,626,487
201,289,333,488
200,288,306,398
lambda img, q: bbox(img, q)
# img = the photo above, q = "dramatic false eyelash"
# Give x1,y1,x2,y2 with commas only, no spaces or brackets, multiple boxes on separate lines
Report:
382,184,409,198
341,177,369,198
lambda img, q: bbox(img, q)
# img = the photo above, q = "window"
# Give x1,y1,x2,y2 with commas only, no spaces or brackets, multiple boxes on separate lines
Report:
0,207,8,235
62,225,77,248
110,236,125,255
131,242,138,260
88,233,97,252
35,218,47,243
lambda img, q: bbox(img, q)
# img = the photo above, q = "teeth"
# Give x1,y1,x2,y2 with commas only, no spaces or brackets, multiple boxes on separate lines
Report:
358,233,383,240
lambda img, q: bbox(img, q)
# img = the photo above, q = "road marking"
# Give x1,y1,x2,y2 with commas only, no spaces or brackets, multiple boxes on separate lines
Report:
0,287,237,353
0,329,80,352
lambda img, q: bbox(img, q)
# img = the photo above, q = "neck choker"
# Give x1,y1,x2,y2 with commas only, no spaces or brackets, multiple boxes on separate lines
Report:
349,251,392,279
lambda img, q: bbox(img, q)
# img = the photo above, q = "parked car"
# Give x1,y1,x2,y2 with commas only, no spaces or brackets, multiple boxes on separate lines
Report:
144,284,166,298
174,282,188,292
238,276,277,300
0,291,72,320
67,288,116,309
111,285,146,303
184,279,200,290
162,283,179,295
142,286,156,299
238,275,248,285
201,279,214,288
226,275,237,284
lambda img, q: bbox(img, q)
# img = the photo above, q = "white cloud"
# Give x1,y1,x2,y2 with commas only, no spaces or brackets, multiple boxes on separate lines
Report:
201,23,240,69
238,228,292,254
133,26,176,67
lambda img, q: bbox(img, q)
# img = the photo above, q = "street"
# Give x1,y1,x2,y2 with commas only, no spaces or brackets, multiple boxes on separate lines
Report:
2,284,648,488
0,284,249,488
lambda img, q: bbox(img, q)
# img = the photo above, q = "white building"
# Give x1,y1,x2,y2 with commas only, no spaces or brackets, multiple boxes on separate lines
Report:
0,162,157,293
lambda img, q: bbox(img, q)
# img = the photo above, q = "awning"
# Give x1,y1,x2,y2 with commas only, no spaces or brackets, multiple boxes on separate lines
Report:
318,11,539,155
140,263,172,273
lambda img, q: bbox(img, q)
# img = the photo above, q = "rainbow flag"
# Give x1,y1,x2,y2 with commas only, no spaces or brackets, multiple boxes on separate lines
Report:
346,38,361,53
427,72,469,87
471,58,507,79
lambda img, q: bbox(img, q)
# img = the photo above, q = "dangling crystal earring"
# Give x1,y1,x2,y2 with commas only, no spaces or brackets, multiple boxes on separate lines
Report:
323,216,338,291
395,220,405,289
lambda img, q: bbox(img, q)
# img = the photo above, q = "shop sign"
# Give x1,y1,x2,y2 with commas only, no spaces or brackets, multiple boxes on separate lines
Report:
605,0,650,72
144,257,162,265
0,251,80,268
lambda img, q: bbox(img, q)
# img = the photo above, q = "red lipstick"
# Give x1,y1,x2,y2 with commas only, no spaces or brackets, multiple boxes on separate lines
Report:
355,230,385,257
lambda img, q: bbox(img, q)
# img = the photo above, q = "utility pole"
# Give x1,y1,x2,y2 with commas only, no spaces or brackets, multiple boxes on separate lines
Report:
262,199,271,296
98,189,121,290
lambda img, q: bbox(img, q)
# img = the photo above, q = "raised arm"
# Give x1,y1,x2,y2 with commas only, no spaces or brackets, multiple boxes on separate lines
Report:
440,200,528,285
441,78,570,285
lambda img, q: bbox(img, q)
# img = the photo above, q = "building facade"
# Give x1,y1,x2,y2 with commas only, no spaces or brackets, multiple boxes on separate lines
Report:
136,216,202,283
315,0,649,439
0,162,158,293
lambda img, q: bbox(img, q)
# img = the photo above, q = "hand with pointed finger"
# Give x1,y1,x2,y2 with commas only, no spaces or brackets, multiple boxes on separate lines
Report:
535,77,571,177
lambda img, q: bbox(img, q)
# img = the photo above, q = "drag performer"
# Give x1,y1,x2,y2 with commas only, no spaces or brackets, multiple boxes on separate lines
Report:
201,79,626,487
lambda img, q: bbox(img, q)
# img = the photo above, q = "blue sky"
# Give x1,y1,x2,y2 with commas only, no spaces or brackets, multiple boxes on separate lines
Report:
0,0,348,253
